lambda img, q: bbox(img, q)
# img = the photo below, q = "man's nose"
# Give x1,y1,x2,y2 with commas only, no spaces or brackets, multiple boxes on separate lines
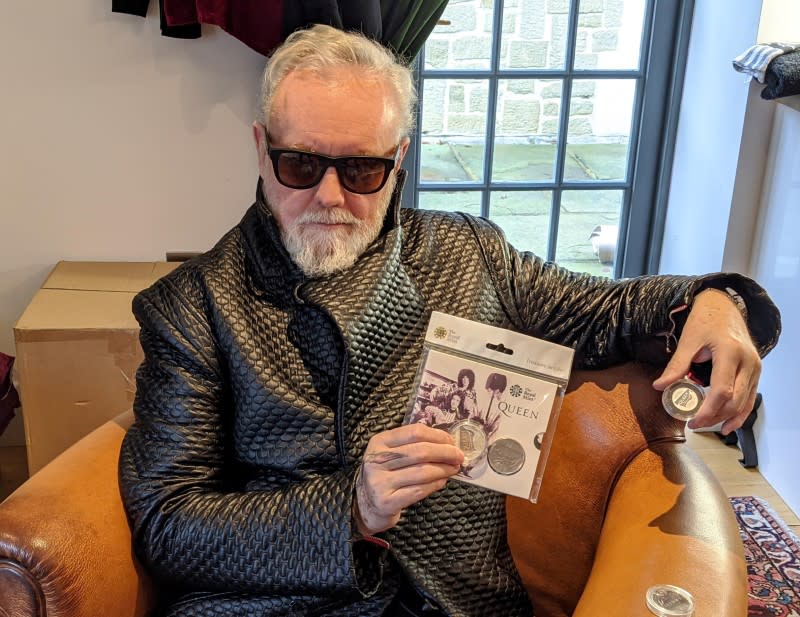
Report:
314,166,346,207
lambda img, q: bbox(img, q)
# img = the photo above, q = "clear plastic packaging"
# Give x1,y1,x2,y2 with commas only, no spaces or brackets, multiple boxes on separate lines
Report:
662,379,705,421
404,312,574,502
645,584,695,616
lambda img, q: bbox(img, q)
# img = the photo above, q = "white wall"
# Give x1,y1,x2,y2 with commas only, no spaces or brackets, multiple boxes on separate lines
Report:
748,0,800,516
0,2,266,357
749,102,800,516
659,0,764,275
663,0,800,276
758,0,800,41
665,0,800,517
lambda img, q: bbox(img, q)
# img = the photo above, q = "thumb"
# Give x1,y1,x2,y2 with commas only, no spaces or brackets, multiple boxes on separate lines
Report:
653,349,694,390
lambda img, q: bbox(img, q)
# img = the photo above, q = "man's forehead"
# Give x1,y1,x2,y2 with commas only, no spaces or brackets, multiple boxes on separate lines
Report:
274,68,394,108
269,68,401,153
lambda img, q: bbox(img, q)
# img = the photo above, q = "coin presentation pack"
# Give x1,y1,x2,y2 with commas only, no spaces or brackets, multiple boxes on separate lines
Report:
404,312,575,501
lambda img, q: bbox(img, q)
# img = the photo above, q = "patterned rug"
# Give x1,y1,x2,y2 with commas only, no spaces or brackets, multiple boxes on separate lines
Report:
730,496,800,616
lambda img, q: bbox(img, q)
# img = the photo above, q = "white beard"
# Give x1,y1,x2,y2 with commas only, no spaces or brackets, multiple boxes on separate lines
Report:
276,178,394,277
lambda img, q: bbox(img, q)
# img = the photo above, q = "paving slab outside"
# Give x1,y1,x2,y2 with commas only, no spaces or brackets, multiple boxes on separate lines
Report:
417,142,627,277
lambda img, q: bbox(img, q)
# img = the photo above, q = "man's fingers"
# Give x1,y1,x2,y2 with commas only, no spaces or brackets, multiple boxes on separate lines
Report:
379,423,455,448
356,426,467,534
653,347,697,390
389,462,462,489
358,463,459,525
719,386,758,434
375,476,453,514
688,358,743,430
392,479,451,509
363,461,459,500
363,442,464,470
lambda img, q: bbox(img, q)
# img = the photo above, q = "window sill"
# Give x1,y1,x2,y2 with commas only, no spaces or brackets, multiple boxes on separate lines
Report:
776,95,800,112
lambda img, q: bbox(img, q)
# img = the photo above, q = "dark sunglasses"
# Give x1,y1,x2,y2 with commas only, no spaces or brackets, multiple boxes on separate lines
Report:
266,135,400,195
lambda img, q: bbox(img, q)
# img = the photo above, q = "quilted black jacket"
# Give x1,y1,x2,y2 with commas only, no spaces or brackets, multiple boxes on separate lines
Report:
119,179,780,617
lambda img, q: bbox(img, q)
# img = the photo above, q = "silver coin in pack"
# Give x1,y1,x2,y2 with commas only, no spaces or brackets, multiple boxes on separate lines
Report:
449,419,487,466
487,437,526,475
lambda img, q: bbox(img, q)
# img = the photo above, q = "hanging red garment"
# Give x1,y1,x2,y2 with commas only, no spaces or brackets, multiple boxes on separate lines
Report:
114,1,396,59
112,0,201,39
163,0,285,57
161,0,197,25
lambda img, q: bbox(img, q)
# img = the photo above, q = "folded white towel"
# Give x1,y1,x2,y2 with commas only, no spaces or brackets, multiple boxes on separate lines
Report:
733,42,800,83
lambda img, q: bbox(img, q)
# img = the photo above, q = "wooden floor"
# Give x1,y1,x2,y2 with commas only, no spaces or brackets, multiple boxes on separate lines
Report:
1,433,799,535
685,428,800,535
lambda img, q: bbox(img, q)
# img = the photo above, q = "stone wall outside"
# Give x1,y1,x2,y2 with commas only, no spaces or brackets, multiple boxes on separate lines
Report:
422,0,634,144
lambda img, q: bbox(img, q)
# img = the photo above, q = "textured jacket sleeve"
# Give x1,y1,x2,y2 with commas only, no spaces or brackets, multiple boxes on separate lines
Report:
467,216,781,368
118,279,384,596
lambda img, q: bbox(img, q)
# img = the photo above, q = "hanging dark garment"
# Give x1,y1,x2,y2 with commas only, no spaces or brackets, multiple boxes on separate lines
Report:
112,0,201,39
281,0,447,62
166,0,285,56
381,0,449,63
113,0,447,61
762,51,800,100
282,0,382,41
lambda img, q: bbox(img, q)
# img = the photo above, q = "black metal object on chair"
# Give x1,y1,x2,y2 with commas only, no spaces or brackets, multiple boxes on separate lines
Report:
716,393,761,468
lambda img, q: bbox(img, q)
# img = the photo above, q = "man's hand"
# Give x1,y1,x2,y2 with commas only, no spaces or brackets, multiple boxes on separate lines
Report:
354,424,464,536
653,288,760,434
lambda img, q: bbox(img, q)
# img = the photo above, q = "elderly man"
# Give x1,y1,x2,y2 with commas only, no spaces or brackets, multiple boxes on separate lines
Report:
119,24,780,617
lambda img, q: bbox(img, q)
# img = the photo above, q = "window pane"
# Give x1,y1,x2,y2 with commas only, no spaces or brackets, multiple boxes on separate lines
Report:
421,79,489,184
424,1,494,70
499,0,566,70
575,0,646,71
489,191,551,255
418,191,482,216
555,190,623,276
564,79,635,182
492,80,562,183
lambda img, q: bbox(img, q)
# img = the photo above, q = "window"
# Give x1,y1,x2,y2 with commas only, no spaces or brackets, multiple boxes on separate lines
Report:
403,0,693,278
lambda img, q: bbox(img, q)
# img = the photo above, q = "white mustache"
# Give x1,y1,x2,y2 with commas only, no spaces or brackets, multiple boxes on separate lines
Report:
297,209,361,226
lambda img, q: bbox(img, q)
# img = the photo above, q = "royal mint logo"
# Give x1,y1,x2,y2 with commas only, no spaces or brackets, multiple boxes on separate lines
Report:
433,326,448,339
510,384,523,397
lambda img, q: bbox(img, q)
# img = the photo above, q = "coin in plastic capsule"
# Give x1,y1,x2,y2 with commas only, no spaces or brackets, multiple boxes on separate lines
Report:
448,419,488,466
645,584,695,616
662,379,705,422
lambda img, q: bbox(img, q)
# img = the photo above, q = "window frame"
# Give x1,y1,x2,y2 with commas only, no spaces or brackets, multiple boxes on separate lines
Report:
401,0,695,278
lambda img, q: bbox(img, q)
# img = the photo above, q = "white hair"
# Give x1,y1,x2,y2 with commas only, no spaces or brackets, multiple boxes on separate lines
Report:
257,24,416,141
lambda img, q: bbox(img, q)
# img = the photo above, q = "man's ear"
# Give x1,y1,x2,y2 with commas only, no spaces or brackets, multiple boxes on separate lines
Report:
252,122,268,177
396,137,411,168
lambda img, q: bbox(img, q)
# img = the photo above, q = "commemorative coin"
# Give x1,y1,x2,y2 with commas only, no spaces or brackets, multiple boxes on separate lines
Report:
645,584,695,616
487,437,526,475
662,379,705,422
449,419,487,466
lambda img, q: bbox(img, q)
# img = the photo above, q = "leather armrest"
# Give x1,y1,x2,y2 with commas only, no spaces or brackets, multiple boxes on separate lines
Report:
573,443,747,617
0,411,155,617
508,363,747,617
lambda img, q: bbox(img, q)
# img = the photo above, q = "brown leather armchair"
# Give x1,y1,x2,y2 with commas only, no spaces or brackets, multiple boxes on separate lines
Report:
0,363,747,617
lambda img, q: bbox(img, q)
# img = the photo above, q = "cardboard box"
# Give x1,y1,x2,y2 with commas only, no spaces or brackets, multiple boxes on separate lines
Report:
13,261,180,473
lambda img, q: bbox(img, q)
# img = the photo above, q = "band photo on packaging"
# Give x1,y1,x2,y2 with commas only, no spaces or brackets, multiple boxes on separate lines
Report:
405,348,561,499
